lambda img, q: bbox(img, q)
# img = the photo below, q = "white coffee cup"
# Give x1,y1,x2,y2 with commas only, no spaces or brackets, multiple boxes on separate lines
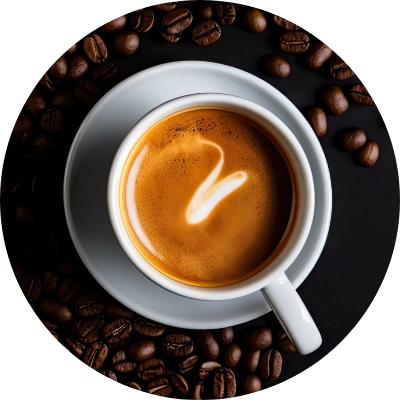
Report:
108,93,321,355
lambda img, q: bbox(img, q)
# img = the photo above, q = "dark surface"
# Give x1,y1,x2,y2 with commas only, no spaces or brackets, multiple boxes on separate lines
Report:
3,1,400,395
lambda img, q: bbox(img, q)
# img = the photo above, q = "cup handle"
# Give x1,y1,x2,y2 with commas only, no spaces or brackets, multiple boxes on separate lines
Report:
261,273,322,355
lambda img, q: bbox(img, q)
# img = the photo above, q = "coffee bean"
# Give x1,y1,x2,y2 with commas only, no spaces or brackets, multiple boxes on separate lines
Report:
276,331,296,352
339,128,367,152
170,373,189,395
260,349,282,380
20,273,41,302
215,3,235,25
243,8,267,33
350,84,373,105
42,269,58,294
273,15,299,31
131,9,155,33
222,343,241,368
162,334,194,356
128,339,156,362
321,85,349,116
192,382,204,399
126,382,141,390
101,370,117,381
102,15,127,32
280,31,309,53
65,332,86,357
105,301,134,320
112,349,136,373
74,79,102,107
72,314,105,344
242,350,260,373
198,361,221,380
330,58,355,80
38,73,56,93
12,113,32,142
57,276,84,303
66,55,88,82
198,2,213,19
76,294,106,317
15,204,39,224
92,61,117,84
113,31,139,56
262,55,290,78
83,34,108,64
357,141,379,167
147,378,172,397
56,259,78,276
48,56,67,80
192,20,221,46
39,298,73,324
242,374,262,394
133,317,164,336
102,318,132,347
306,106,327,137
25,90,46,116
154,3,177,12
303,41,332,70
41,108,62,133
178,354,198,374
162,8,193,34
214,327,234,346
138,358,165,381
213,367,236,399
159,26,181,43
244,327,272,351
50,92,76,109
198,330,219,360
65,44,77,55
83,341,108,370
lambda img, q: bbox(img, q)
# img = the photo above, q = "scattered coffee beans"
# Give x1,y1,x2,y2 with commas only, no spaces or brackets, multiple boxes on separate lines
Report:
83,341,108,370
276,331,296,352
41,108,62,133
213,367,236,398
24,90,46,116
198,330,219,360
178,354,198,374
243,8,267,33
339,128,367,152
126,382,141,390
198,2,213,19
66,55,89,82
214,327,234,346
303,41,332,70
357,141,379,167
76,293,106,317
138,358,165,381
280,32,309,53
92,61,117,83
48,56,67,80
262,55,290,78
39,298,73,324
133,317,165,336
20,273,41,302
101,370,117,381
244,327,272,351
72,314,105,344
162,334,194,356
260,349,282,380
321,85,349,116
57,276,84,303
131,9,155,33
65,44,77,54
215,3,236,25
12,113,32,142
38,73,55,93
223,343,242,368
192,20,221,46
191,382,204,399
128,339,156,362
113,31,139,56
50,92,76,109
102,15,127,32
242,374,262,394
330,58,355,80
74,79,102,107
170,373,189,395
198,361,221,380
242,350,261,373
112,349,136,373
102,318,132,347
154,3,177,12
273,15,299,31
306,106,327,137
105,301,134,320
83,34,108,64
350,84,373,105
42,269,58,294
148,377,173,396
162,8,193,34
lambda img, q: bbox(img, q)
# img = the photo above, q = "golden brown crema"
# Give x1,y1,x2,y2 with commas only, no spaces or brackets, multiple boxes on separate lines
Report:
120,107,297,287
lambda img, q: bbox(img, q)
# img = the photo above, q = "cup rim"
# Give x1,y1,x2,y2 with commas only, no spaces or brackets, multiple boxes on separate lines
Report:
108,93,315,301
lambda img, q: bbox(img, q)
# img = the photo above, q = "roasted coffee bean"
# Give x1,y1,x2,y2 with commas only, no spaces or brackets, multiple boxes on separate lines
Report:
357,141,379,167
215,327,234,346
154,3,177,12
198,2,213,19
49,92,75,110
113,31,139,56
20,273,41,302
162,8,193,34
242,350,260,373
25,90,46,116
102,15,127,32
303,41,332,70
42,269,58,294
321,85,349,116
244,327,272,351
39,298,73,324
243,8,267,33
83,342,108,370
159,27,181,43
76,294,106,317
73,315,105,344
148,378,172,397
56,259,78,276
112,350,136,373
133,317,164,336
273,15,299,31
262,55,290,78
57,277,84,303
276,331,296,352
260,349,282,380
92,61,117,84
213,367,236,399
12,113,32,142
215,3,235,25
192,382,204,399
339,128,367,152
65,43,77,54
198,361,221,380
83,34,107,64
65,332,86,357
306,106,327,137
242,374,262,394
223,343,241,368
38,73,56,93
74,79,102,107
350,84,373,105
41,108,62,133
330,58,354,80
178,354,198,374
15,204,39,224
48,56,67,80
102,318,132,347
101,370,117,381
126,382,141,390
192,20,221,46
280,31,309,53
138,358,165,381
66,55,88,82
105,301,134,320
162,334,194,356
198,330,219,360
170,374,189,395
41,320,60,333
131,9,155,33
128,339,156,362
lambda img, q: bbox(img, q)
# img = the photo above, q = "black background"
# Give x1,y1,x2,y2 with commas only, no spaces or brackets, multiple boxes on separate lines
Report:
2,2,399,397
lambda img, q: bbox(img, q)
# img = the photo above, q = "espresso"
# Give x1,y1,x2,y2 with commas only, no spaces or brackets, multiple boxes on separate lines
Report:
120,107,297,287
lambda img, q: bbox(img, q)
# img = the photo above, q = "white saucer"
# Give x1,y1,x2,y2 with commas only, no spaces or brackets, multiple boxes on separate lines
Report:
64,61,332,329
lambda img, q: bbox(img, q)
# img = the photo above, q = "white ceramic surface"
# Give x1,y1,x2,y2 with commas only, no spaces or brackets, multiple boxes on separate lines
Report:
64,61,332,329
